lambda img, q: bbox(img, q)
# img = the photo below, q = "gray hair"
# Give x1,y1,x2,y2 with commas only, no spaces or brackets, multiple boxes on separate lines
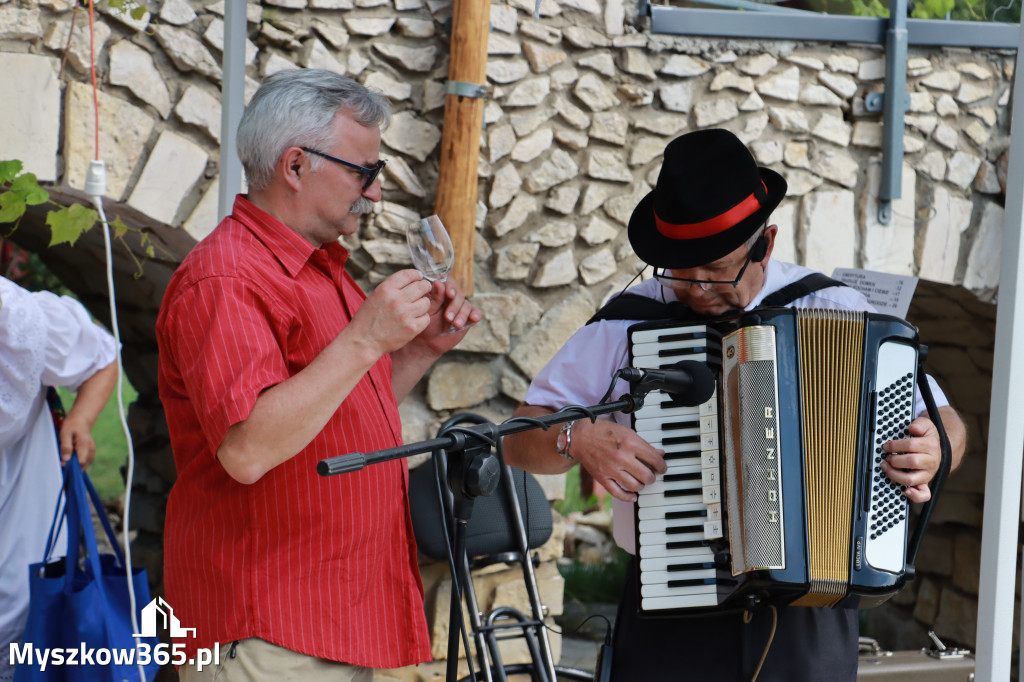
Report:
237,69,392,191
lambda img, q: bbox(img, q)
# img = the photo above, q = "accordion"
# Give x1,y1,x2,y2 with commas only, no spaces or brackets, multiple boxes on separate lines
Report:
629,307,947,617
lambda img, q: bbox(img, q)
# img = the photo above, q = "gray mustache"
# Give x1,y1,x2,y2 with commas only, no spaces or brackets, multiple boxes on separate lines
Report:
349,197,374,215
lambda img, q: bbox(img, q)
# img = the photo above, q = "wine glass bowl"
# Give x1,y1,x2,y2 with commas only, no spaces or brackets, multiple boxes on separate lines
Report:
406,214,454,283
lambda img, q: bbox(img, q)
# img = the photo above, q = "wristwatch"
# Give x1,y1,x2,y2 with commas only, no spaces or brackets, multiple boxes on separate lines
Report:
556,420,576,461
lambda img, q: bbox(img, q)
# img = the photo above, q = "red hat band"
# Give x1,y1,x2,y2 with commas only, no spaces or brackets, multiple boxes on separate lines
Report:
654,180,766,240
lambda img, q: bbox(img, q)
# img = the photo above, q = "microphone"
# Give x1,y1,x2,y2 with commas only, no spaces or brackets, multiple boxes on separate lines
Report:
620,360,716,407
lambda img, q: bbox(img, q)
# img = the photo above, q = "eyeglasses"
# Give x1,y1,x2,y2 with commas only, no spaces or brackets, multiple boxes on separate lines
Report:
653,247,757,292
300,147,386,191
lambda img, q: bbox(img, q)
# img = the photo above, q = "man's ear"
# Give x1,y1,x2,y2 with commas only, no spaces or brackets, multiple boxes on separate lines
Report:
761,223,779,263
281,146,305,190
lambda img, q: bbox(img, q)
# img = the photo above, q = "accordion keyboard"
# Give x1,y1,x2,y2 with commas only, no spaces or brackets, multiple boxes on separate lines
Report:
631,325,723,612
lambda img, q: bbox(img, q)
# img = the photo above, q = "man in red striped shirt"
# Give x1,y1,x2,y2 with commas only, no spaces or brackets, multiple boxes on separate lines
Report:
157,69,481,681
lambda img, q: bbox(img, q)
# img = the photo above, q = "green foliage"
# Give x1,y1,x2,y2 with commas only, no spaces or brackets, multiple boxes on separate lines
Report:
558,548,631,604
1,159,155,277
554,466,613,517
58,377,137,501
1,160,98,246
801,0,1019,20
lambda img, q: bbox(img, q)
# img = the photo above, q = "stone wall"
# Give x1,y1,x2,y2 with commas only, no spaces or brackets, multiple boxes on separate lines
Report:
0,0,1017,677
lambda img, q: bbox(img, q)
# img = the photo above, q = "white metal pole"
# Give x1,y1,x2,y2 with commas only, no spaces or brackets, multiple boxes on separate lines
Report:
218,0,246,220
974,19,1024,682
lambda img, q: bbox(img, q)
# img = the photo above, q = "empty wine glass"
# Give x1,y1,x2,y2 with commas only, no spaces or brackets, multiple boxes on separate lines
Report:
406,214,454,282
406,214,474,335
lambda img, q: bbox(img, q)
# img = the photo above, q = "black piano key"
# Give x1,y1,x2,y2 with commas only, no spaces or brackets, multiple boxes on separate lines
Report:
667,562,715,572
664,471,701,483
666,539,710,550
665,509,709,520
667,577,717,588
659,346,708,358
662,435,701,446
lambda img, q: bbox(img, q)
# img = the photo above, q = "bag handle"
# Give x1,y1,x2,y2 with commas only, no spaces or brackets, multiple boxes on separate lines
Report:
79,461,127,567
42,465,70,563
63,457,107,595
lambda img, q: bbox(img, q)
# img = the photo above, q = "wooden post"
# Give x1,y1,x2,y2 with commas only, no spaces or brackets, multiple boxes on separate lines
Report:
433,0,490,296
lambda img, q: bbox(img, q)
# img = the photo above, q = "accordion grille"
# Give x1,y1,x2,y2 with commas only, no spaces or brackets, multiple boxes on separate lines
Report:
792,309,864,608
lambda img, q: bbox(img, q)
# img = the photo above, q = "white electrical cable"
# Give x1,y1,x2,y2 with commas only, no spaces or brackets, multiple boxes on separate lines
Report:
84,159,147,682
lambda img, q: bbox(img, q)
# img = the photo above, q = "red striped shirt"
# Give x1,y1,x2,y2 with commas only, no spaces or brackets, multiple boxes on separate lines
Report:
156,196,431,667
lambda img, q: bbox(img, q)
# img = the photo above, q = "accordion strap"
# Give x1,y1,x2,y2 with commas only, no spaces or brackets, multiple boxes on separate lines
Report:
588,272,848,324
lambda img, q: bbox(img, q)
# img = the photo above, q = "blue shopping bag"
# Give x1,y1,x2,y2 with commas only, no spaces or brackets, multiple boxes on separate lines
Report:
13,457,162,682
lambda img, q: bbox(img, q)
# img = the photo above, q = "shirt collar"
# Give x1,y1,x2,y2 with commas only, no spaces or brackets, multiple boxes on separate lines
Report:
232,195,349,278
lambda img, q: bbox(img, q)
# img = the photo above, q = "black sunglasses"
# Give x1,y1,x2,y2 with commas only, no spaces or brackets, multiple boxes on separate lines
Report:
300,147,386,191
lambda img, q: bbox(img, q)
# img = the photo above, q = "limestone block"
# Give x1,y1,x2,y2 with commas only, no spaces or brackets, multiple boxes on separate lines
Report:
963,201,1003,291
182,179,221,242
526,220,576,248
531,249,577,288
174,85,221,143
574,73,619,112
952,532,981,595
381,156,426,198
861,163,915,275
127,131,209,226
383,111,441,162
510,290,595,379
153,24,222,81
0,7,42,39
109,41,172,120
524,149,579,193
921,70,961,92
512,128,554,163
711,71,754,94
580,248,617,284
43,15,112,75
947,151,983,190
811,113,852,147
693,98,739,128
495,243,541,281
809,147,858,188
801,189,856,275
493,194,537,237
300,37,345,73
160,0,197,25
660,54,711,77
757,66,800,102
579,52,616,78
919,186,971,285
602,182,651,226
488,32,522,56
523,41,568,73
771,201,797,264
204,18,258,65
344,16,395,36
64,82,155,200
545,186,581,214
489,164,522,210
585,149,632,183
818,71,857,99
426,361,497,410
737,53,777,77
373,42,437,72
580,215,619,245
0,53,60,181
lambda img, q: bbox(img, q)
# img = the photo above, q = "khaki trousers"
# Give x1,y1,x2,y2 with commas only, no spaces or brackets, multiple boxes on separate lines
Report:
178,637,375,682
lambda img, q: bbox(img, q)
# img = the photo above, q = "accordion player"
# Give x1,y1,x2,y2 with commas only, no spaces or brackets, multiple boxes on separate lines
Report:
629,306,952,618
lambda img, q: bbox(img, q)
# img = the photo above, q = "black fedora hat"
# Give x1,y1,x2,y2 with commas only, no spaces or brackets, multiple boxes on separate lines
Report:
628,129,787,269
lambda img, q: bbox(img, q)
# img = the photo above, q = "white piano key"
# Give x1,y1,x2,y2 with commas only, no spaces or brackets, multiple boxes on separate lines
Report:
637,491,704,508
631,325,711,344
636,501,710,521
643,577,716,593
641,593,720,611
641,477,702,498
639,530,707,546
639,541,712,559
638,516,706,533
641,567,717,585
640,551,716,574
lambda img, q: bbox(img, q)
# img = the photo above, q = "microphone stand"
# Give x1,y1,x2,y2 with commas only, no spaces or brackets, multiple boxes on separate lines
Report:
317,392,649,682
